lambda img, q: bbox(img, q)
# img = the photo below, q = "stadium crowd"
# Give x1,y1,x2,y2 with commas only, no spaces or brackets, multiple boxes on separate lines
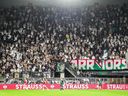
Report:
0,3,128,79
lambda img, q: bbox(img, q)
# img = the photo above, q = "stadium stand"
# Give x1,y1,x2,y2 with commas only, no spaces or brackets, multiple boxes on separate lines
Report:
0,2,128,84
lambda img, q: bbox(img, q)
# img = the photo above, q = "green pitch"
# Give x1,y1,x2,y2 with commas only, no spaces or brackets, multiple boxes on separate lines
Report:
0,90,128,96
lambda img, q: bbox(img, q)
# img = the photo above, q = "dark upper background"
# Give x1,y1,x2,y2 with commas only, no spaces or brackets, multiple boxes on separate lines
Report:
0,0,128,7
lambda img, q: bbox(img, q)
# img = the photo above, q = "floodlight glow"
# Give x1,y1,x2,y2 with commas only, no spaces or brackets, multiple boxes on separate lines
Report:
60,0,78,4
57,0,81,6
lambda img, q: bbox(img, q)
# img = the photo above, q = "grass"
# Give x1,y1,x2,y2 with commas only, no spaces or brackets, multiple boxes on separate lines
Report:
0,90,128,96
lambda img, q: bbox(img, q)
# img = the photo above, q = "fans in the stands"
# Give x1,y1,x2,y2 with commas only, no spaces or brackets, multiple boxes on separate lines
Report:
0,3,128,78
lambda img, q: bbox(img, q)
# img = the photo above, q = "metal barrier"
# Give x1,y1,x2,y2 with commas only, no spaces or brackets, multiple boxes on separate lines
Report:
1,77,127,84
